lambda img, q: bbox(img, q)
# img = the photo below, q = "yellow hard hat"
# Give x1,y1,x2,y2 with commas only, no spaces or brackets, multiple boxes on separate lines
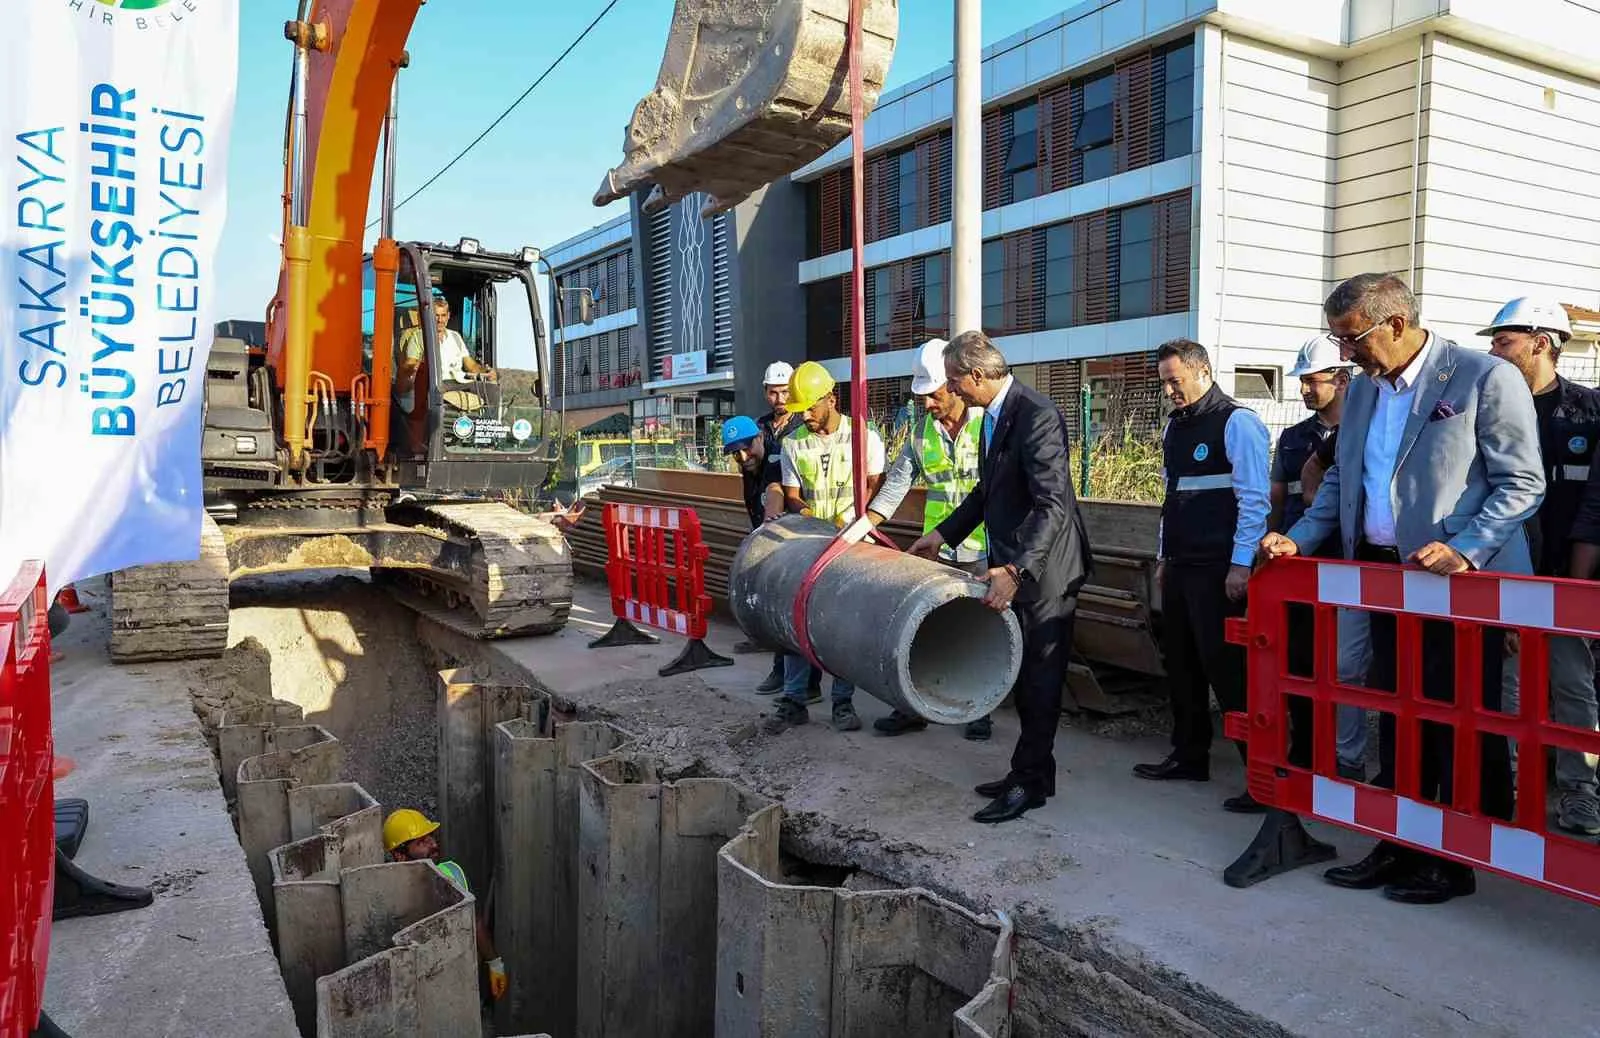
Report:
383,808,440,852
785,361,836,414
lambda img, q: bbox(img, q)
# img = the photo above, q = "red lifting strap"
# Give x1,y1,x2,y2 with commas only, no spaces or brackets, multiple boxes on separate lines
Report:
790,0,899,670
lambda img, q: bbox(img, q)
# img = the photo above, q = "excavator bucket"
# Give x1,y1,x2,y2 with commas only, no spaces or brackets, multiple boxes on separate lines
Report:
594,0,899,216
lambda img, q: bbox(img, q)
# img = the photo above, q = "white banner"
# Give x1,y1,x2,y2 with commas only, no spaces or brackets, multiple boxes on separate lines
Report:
0,1,238,595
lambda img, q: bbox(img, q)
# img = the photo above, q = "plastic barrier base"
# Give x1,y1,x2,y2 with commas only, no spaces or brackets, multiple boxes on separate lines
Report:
659,637,734,677
588,618,660,649
1223,809,1338,889
54,799,88,860
52,848,154,920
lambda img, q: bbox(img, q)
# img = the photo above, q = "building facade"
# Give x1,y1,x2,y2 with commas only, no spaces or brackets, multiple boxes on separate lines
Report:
545,181,809,445
550,0,1600,441
790,0,1600,432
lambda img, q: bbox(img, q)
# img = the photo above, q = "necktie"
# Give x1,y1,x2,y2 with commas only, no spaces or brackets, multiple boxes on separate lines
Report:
983,411,997,456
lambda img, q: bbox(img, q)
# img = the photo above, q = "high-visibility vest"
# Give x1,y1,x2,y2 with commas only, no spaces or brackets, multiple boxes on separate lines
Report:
786,424,857,525
916,412,987,559
435,858,469,893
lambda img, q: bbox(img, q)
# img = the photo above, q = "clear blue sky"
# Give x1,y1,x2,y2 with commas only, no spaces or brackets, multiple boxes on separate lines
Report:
217,1,1070,327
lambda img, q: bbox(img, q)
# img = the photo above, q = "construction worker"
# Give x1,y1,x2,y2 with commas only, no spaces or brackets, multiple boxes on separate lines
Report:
723,415,783,529
751,360,818,697
1486,298,1600,836
866,338,993,741
383,809,508,1001
1270,338,1368,779
768,361,886,734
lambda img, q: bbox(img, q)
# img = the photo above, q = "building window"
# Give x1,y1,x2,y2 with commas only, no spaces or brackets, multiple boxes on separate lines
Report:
1118,202,1156,320
1161,41,1195,161
1076,70,1115,184
1235,366,1281,401
806,278,845,361
921,253,948,341
1005,101,1040,202
1044,223,1074,330
981,240,1004,334
897,146,922,236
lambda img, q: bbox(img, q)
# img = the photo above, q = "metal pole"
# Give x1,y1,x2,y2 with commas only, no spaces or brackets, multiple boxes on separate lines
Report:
950,0,982,334
380,71,399,238
847,0,868,517
1078,380,1091,498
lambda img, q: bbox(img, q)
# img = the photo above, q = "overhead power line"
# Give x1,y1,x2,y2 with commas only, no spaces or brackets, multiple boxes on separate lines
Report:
371,0,625,228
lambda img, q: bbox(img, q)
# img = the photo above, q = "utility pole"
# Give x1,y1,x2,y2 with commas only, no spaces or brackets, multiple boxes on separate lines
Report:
950,0,982,336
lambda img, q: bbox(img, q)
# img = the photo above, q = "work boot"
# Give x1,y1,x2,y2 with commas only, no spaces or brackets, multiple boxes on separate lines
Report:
873,710,927,736
763,698,809,735
831,702,862,732
1557,793,1600,836
755,663,784,695
964,716,992,741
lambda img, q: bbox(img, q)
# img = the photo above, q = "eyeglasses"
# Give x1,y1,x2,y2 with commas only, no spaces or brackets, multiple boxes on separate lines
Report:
1326,317,1393,348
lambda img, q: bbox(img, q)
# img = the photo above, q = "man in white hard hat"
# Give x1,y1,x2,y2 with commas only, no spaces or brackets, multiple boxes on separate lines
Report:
1270,338,1369,782
1486,298,1600,836
751,359,820,698
866,338,994,741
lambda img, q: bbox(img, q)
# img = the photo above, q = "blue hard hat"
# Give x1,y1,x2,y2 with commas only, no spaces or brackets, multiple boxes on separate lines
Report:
721,415,760,453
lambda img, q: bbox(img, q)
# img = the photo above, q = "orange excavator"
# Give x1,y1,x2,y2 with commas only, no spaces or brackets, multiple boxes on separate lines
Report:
106,0,896,662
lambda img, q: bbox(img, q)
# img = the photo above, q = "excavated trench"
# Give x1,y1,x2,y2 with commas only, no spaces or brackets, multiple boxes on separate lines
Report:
184,575,1205,1038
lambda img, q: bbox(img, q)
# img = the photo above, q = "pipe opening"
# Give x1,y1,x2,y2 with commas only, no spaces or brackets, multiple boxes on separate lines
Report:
905,595,1017,724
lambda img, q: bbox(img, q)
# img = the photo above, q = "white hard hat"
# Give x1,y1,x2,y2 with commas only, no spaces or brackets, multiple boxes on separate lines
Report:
909,338,950,396
1287,336,1348,378
1478,297,1572,343
762,361,795,387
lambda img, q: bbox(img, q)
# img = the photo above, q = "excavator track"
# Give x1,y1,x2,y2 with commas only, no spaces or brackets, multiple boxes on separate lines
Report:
107,513,232,662
382,501,572,640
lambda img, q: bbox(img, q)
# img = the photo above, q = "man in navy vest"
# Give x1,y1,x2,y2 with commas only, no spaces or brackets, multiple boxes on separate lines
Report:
1134,339,1270,813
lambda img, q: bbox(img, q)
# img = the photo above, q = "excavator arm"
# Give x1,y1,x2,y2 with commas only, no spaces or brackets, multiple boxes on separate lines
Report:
268,0,422,469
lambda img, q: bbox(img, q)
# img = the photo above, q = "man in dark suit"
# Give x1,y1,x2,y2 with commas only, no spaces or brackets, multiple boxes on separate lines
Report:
909,330,1093,823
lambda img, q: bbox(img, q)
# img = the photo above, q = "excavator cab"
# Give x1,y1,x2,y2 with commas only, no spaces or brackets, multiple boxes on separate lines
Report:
370,240,560,493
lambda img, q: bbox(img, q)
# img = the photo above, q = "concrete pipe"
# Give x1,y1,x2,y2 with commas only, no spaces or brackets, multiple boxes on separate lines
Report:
729,516,1023,724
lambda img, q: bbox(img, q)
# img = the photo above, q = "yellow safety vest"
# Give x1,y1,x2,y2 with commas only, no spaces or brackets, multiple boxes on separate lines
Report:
916,412,987,559
786,424,856,525
435,859,469,893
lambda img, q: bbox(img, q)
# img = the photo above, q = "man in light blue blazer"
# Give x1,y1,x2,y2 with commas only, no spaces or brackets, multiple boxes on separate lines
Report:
1261,273,1545,906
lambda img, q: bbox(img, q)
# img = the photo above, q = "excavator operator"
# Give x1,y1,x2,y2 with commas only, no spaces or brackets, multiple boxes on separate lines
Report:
396,296,497,413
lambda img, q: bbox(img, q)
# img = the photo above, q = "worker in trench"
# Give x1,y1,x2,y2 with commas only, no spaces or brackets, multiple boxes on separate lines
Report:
383,809,508,1001
865,337,994,742
767,361,886,735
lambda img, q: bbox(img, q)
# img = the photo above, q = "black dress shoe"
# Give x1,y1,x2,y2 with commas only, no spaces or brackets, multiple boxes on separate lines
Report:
1324,841,1414,890
1132,756,1210,782
975,777,1012,798
1383,860,1475,905
1222,790,1268,814
973,785,1046,824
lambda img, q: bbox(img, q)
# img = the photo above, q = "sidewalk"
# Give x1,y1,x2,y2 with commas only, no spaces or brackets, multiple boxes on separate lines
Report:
41,598,298,1038
448,579,1600,1037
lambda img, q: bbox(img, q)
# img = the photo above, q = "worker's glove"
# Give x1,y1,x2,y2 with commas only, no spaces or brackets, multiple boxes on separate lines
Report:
487,957,508,1000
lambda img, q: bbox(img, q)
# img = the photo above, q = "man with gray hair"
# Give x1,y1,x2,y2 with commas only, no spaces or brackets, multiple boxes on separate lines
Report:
1262,272,1543,905
908,330,1092,823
